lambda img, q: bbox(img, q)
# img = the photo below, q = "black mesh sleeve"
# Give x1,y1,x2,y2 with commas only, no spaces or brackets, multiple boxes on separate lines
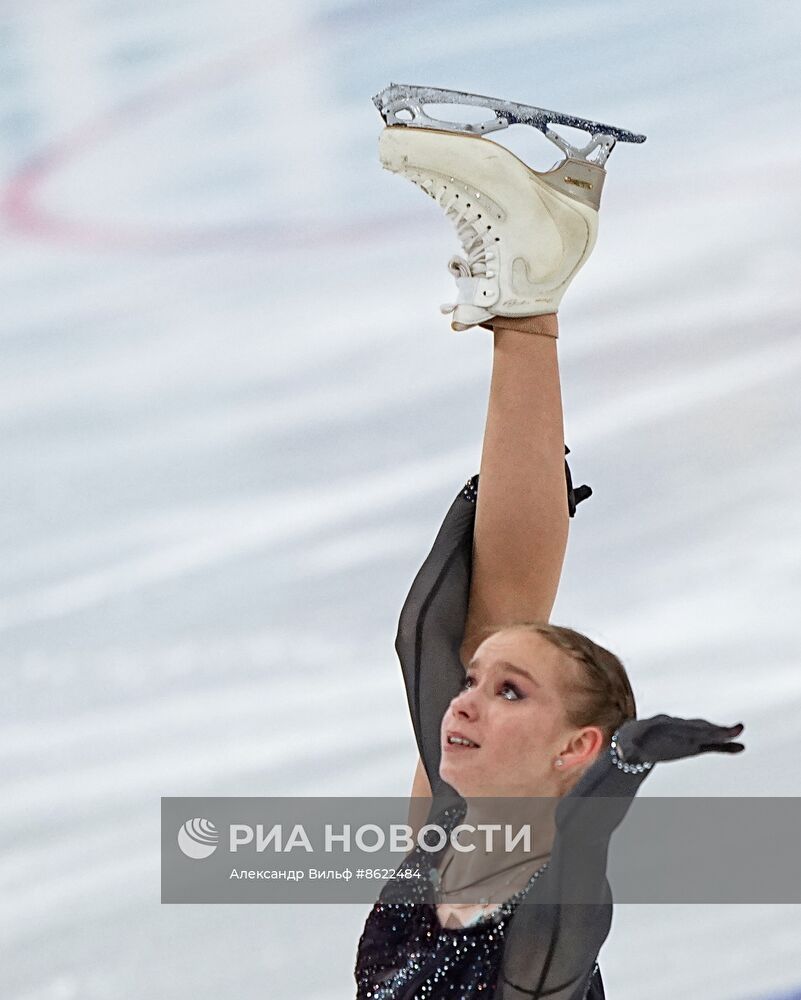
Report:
494,751,652,999
394,476,478,804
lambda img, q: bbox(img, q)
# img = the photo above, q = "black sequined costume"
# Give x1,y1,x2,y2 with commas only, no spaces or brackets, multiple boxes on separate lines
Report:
356,802,585,1000
356,457,652,999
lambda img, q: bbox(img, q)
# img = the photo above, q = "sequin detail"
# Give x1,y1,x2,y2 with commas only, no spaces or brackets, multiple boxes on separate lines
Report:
355,806,550,999
610,729,654,774
461,475,479,504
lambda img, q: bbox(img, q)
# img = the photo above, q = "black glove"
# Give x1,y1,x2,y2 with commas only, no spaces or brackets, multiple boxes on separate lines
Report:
616,714,745,764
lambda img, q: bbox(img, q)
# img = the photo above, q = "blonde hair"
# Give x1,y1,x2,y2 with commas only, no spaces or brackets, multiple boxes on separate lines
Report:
483,622,637,741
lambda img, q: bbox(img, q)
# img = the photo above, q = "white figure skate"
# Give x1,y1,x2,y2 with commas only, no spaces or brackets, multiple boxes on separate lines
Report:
373,83,646,330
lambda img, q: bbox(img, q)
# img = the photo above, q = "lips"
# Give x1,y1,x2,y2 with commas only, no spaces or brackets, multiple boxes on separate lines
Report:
444,729,481,750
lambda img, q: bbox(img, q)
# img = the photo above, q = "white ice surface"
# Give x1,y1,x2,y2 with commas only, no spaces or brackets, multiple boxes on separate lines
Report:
1,1,801,998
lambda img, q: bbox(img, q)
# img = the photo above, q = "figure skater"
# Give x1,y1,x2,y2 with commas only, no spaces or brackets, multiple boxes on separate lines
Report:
355,87,745,999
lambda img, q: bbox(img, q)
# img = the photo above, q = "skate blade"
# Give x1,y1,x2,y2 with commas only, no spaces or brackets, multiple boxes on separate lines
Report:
373,83,645,167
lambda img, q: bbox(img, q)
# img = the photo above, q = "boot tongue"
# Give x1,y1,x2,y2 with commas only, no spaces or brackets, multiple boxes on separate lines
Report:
448,303,494,331
440,271,494,330
440,257,495,329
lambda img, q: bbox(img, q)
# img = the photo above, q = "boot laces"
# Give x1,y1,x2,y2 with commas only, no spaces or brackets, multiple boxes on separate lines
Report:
435,188,496,280
410,178,497,307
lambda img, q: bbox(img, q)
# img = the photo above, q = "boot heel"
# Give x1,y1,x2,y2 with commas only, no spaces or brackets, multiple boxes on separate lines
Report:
535,158,607,212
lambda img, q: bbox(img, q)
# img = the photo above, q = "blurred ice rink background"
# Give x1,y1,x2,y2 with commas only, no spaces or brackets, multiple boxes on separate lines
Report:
1,0,800,997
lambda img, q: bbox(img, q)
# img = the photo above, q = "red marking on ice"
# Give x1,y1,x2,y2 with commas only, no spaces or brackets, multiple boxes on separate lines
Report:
0,22,421,252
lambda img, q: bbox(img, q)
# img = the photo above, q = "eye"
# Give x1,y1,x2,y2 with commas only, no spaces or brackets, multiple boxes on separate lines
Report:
500,682,522,701
460,674,475,691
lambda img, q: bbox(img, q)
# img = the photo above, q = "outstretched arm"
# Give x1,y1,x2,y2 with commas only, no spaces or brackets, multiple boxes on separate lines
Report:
495,716,745,999
461,315,569,663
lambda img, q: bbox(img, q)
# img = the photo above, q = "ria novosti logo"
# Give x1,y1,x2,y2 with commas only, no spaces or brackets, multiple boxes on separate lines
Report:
174,817,546,862
177,818,220,859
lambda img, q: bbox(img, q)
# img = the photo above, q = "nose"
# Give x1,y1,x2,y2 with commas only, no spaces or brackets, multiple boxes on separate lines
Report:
450,685,479,720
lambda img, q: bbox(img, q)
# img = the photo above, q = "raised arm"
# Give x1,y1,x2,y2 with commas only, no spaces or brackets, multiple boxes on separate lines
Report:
402,317,592,811
395,480,479,803
461,316,572,663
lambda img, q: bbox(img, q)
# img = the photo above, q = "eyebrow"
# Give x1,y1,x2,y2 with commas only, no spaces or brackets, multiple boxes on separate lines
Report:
466,657,541,687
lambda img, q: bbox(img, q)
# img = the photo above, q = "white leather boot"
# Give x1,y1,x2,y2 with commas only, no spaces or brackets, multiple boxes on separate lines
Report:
378,125,605,331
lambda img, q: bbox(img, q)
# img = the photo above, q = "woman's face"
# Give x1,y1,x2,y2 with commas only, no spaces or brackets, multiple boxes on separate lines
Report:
439,628,595,798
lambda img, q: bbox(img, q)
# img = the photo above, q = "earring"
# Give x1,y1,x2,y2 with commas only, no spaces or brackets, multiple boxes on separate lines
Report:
554,758,564,768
